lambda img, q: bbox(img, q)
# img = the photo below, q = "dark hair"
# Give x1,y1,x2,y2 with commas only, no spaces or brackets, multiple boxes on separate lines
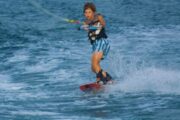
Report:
83,2,96,13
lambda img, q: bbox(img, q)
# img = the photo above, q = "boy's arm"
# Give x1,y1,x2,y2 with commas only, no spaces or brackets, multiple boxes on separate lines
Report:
81,21,89,31
98,15,106,27
79,21,99,31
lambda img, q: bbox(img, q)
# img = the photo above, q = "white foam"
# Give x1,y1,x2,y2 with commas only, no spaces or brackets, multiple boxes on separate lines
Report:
107,26,180,95
25,59,58,73
111,67,180,94
16,90,49,100
11,110,58,116
0,74,26,91
8,50,29,63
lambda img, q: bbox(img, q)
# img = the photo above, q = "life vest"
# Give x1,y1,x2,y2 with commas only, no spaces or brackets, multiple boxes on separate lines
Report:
85,13,108,44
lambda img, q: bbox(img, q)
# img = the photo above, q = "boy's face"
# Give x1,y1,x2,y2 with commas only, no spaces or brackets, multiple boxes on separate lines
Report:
84,8,94,20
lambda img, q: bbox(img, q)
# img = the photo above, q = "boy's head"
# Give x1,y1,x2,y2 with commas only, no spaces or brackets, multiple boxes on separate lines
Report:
84,2,96,20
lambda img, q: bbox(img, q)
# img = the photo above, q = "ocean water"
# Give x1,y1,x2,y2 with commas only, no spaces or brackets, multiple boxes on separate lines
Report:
0,0,180,120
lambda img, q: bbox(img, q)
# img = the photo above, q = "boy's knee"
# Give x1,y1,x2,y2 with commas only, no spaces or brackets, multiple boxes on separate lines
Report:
91,63,96,72
91,62,99,73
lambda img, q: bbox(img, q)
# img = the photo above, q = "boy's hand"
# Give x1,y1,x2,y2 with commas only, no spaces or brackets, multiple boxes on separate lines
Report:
79,25,89,31
78,25,100,31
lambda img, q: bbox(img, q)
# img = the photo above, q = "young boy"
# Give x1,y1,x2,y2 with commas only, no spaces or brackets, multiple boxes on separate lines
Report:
82,2,112,84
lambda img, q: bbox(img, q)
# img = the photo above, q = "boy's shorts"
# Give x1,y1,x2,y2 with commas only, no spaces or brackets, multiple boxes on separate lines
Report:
92,39,110,59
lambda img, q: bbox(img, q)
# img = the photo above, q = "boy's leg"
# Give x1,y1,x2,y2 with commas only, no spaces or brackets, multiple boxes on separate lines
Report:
91,52,112,84
91,52,103,73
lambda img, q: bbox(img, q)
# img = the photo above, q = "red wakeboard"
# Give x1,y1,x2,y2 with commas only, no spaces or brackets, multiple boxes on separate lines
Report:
80,82,104,92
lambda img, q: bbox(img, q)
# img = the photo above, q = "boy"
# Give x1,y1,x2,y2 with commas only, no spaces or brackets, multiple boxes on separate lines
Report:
82,2,112,84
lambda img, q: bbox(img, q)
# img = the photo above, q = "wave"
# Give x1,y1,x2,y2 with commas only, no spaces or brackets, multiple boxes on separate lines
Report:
108,55,180,95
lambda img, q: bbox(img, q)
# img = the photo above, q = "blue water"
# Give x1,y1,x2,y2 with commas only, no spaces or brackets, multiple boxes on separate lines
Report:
0,0,180,120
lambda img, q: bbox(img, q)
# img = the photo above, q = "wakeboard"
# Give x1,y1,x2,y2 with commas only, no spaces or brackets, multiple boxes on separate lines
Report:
79,82,104,93
79,80,114,93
